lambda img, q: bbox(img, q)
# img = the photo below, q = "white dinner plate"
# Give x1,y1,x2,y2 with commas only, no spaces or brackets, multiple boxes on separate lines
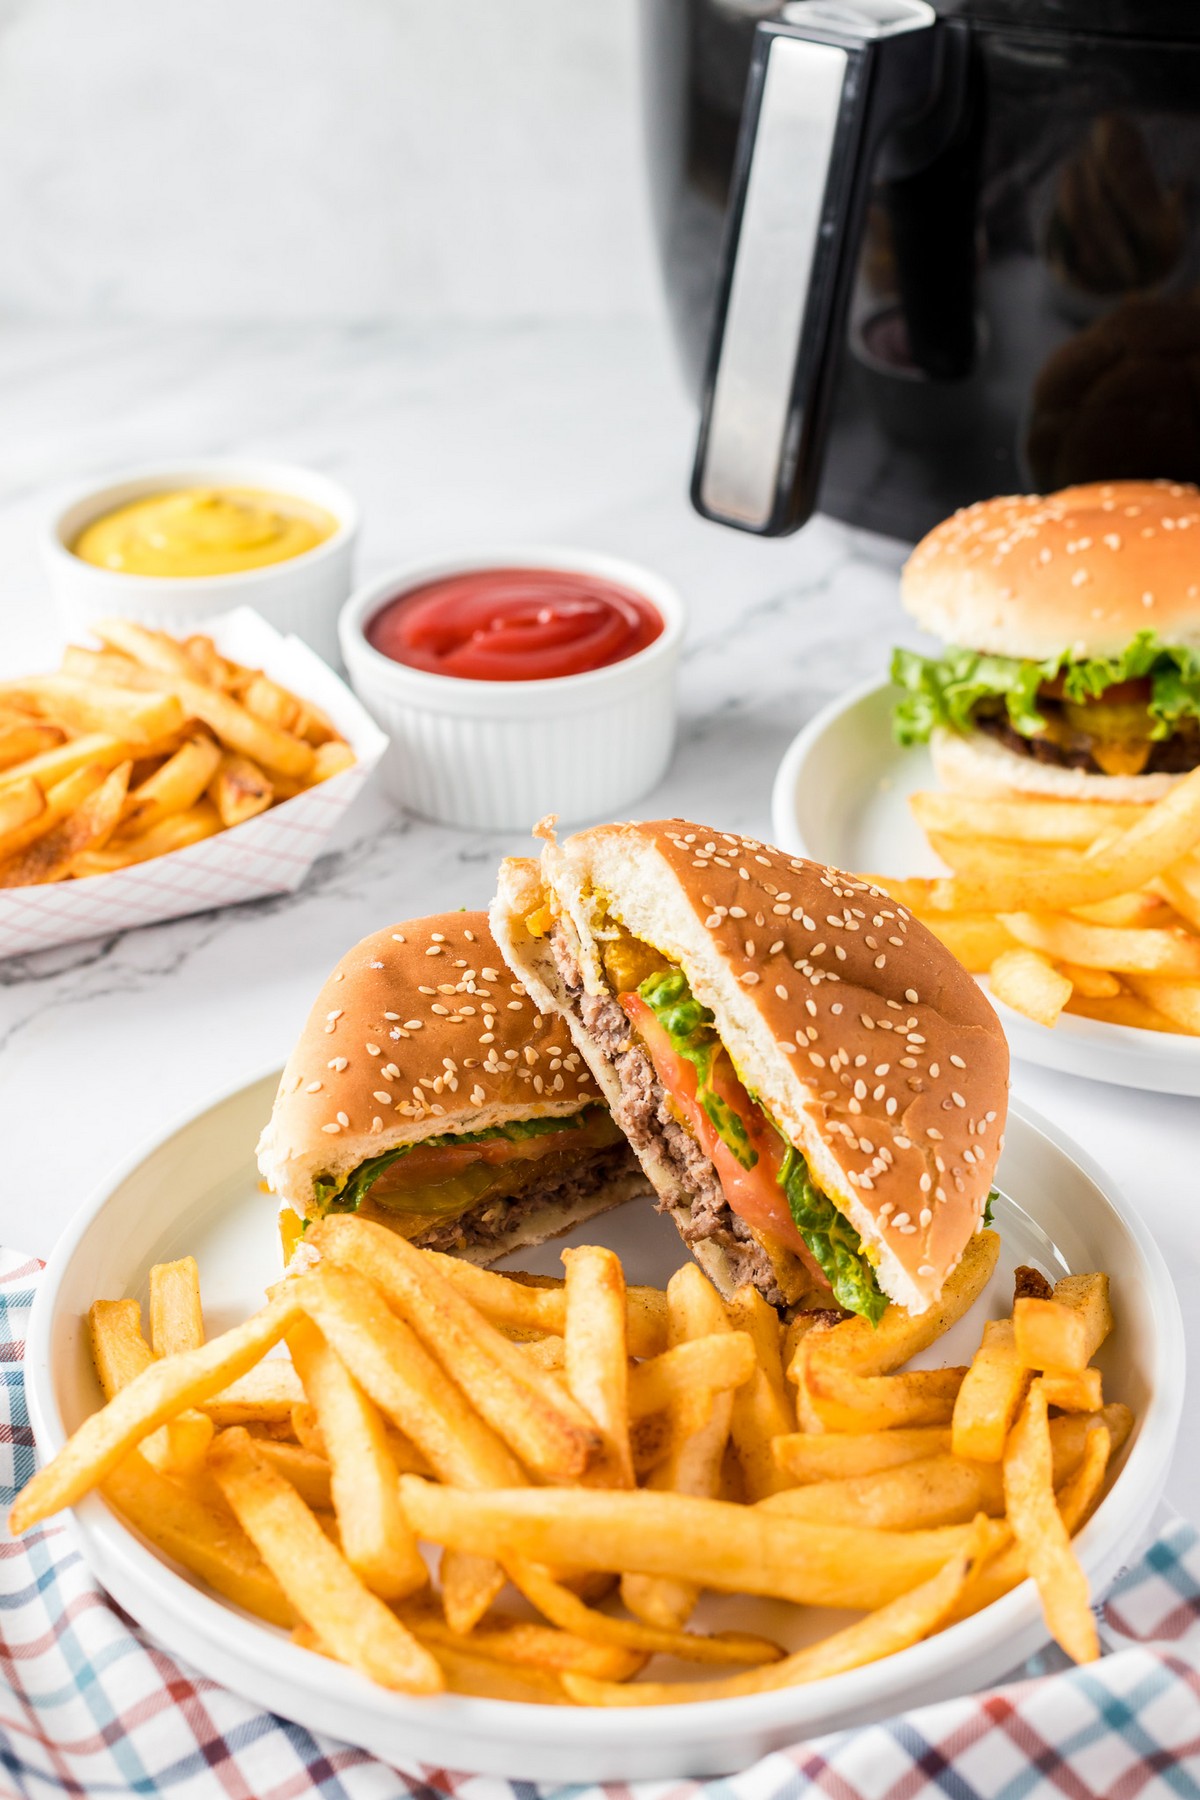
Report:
771,677,1200,1097
25,1067,1183,1781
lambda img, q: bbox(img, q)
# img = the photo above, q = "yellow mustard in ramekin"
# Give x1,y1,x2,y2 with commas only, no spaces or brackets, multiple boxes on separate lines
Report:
71,486,337,579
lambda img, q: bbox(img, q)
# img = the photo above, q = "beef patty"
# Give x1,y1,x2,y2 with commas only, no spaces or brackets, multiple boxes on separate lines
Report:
977,711,1200,775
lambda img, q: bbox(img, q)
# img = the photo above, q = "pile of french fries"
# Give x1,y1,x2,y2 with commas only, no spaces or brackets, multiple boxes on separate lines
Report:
0,618,354,886
8,1218,1126,1704
869,764,1200,1033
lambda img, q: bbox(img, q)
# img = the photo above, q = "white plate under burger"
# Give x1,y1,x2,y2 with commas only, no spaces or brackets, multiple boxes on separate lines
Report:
23,1065,1182,1781
771,678,1200,1098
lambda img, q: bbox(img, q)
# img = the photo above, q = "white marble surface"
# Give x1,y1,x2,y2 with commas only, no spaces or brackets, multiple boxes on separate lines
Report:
0,0,660,324
0,317,1194,1527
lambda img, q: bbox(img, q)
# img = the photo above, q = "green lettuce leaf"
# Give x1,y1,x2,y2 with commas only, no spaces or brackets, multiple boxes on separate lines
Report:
637,968,888,1324
637,969,758,1169
313,1112,598,1216
776,1146,889,1324
891,632,1200,745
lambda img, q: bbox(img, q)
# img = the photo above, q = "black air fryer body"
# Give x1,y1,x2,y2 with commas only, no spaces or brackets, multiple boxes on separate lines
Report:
642,0,1200,540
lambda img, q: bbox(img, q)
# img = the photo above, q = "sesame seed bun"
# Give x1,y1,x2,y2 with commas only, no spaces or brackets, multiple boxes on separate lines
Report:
902,480,1200,660
493,822,1009,1317
257,913,644,1250
930,726,1177,803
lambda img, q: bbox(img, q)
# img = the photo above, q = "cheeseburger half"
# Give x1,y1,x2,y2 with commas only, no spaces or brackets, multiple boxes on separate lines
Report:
893,480,1200,800
257,914,649,1258
491,822,1009,1321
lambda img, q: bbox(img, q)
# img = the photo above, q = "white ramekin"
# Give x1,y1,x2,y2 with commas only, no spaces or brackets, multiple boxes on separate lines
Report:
339,547,685,831
43,460,359,667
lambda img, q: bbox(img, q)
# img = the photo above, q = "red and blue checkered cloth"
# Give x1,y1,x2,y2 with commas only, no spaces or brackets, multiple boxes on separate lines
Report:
2,1247,1199,1799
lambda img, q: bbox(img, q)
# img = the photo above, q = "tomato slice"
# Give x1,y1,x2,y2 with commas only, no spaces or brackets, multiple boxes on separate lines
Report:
373,1114,614,1193
620,992,830,1285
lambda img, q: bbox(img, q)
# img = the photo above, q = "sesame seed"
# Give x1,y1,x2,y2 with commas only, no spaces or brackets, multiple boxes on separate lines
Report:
321,1122,340,1134
431,1004,449,1016
337,1111,349,1127
326,1010,343,1022
507,1001,524,1010
366,1043,381,1056
391,934,406,943
370,1117,382,1134
950,1054,966,1069
305,1080,322,1093
373,1090,391,1103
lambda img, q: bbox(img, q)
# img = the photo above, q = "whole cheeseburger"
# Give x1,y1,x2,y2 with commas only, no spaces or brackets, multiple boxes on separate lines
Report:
892,479,1200,800
492,821,1010,1322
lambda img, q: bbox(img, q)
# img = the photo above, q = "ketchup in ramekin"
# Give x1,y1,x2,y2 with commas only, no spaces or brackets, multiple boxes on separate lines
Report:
365,567,663,682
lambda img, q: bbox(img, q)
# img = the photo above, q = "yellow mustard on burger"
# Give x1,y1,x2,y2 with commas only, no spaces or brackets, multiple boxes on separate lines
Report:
71,487,337,579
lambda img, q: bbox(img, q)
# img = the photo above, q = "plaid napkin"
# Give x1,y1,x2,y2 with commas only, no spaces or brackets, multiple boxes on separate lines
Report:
3,1247,1198,1800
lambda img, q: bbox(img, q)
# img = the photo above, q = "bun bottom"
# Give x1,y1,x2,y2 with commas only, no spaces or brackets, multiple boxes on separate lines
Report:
931,727,1178,803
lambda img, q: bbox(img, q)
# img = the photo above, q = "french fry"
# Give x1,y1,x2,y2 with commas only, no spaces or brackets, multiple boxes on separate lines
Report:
289,1264,525,1489
208,1428,442,1693
201,1359,306,1425
774,1426,952,1485
1064,991,1183,1033
0,761,131,887
9,1289,304,1533
623,1264,734,1628
910,792,1144,847
759,1416,1114,1531
928,834,1081,878
0,733,133,801
1055,961,1122,999
1072,891,1169,928
421,1251,667,1357
401,1599,643,1682
1001,912,1200,978
397,1476,1003,1610
149,1257,205,1356
1124,975,1200,1036
89,1299,213,1475
0,761,110,863
788,1231,1000,1383
0,777,45,841
440,1549,508,1635
243,673,300,732
628,1332,755,1419
120,733,222,837
928,763,1200,913
103,1450,293,1627
510,1559,783,1666
562,1246,633,1487
952,1319,1031,1463
948,1421,1112,1626
411,1640,570,1704
287,1316,426,1600
1039,1367,1103,1411
0,674,184,745
92,617,203,681
70,801,222,876
0,721,63,771
308,741,356,783
1013,1273,1112,1372
75,656,316,777
794,1351,966,1434
311,1217,602,1482
248,1438,333,1511
562,1515,995,1706
726,1284,795,1500
1002,1382,1099,1662
916,912,1018,972
208,751,274,828
183,634,236,687
988,947,1073,1027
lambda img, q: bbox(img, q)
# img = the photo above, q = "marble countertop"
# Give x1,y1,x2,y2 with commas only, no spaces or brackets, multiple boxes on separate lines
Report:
0,318,1194,1519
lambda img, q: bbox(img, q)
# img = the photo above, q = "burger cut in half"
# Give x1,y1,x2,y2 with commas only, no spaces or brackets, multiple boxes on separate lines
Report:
257,914,650,1260
892,480,1200,800
491,821,1010,1321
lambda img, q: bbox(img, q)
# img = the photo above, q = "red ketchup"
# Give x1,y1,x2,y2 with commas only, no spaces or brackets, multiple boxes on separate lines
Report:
366,567,663,682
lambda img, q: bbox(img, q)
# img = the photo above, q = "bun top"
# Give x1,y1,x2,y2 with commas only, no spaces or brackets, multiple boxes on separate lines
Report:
902,480,1200,659
540,821,1009,1313
258,912,599,1210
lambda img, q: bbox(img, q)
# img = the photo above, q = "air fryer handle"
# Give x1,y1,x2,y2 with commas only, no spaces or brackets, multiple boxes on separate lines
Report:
691,1,947,537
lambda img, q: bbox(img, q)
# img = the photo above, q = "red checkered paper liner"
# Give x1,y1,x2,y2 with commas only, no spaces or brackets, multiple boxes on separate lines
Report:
2,1247,1198,1799
0,609,388,960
